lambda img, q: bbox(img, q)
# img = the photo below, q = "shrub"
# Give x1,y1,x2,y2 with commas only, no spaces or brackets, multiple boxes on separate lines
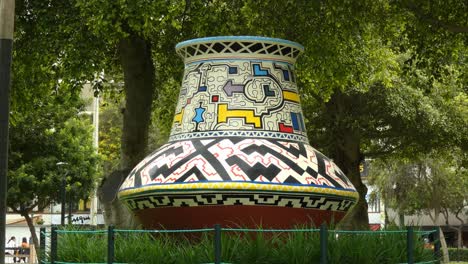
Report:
449,248,468,262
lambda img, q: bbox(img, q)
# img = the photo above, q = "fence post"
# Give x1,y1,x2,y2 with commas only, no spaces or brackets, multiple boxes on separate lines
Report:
107,225,115,264
434,228,441,261
40,227,46,264
214,224,222,264
407,226,414,264
320,223,328,264
50,226,58,264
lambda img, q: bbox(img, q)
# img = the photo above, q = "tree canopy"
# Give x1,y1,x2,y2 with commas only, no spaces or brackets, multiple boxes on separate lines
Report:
8,89,100,252
11,0,467,229
368,148,467,246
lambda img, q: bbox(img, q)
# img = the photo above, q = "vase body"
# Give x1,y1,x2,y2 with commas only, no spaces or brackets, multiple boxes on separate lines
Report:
118,36,358,229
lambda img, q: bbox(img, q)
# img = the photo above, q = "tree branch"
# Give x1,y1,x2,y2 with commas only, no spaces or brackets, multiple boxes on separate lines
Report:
453,206,466,225
363,141,405,158
10,207,21,214
9,201,38,216
308,90,325,106
180,0,191,34
442,208,449,226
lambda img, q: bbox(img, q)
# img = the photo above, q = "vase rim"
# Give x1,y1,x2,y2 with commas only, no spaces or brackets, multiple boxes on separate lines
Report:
176,36,304,64
176,36,304,51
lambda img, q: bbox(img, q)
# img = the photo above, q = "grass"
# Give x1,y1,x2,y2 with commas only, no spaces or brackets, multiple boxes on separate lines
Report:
51,227,437,264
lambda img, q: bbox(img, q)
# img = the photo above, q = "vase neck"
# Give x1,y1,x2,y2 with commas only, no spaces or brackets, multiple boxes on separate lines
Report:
169,58,309,143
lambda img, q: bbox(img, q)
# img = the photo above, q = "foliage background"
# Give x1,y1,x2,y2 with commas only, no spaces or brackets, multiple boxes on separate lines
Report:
10,0,467,229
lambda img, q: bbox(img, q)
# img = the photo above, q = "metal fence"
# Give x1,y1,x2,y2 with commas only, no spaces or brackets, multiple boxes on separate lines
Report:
38,225,441,264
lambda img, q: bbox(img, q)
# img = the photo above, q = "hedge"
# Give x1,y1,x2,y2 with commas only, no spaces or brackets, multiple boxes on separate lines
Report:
449,248,468,262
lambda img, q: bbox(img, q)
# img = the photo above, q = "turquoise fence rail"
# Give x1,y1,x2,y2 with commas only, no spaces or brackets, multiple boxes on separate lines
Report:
40,225,439,264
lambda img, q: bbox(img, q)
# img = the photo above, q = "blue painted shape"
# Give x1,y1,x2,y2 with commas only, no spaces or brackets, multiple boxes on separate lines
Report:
290,112,299,130
253,64,268,76
263,85,275,97
298,113,305,131
283,70,290,81
228,67,238,74
198,86,207,92
192,106,206,123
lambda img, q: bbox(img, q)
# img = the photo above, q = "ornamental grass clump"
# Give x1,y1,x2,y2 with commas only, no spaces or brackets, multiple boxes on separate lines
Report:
52,226,435,264
56,230,107,263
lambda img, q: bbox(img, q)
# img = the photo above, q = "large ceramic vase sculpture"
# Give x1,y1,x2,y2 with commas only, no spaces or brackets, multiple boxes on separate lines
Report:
118,36,358,229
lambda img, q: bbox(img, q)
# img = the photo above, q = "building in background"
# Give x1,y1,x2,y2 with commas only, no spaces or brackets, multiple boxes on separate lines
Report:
362,159,467,247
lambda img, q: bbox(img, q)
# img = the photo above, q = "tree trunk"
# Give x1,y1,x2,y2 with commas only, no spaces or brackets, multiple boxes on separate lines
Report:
384,205,389,226
454,211,466,249
118,35,156,170
21,211,39,260
439,227,450,263
324,91,369,230
399,213,405,227
456,226,462,249
444,209,464,249
333,131,369,230
99,33,156,227
448,225,464,249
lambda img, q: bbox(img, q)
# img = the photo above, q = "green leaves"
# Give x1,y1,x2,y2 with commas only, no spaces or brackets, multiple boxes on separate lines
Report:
8,91,100,212
11,0,467,229
368,148,467,219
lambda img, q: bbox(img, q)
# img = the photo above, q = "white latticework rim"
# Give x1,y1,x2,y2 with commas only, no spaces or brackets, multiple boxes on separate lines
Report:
176,36,304,64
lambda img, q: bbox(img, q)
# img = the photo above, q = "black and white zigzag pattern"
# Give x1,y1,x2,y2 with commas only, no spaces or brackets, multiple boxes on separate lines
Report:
120,137,355,191
122,192,355,211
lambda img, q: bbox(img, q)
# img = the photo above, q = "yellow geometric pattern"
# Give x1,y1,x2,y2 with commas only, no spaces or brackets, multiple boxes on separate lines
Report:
217,104,262,128
173,108,184,124
118,181,359,200
283,91,300,103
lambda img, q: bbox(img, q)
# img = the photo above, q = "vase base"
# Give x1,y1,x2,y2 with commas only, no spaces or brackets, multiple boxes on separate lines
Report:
134,205,345,230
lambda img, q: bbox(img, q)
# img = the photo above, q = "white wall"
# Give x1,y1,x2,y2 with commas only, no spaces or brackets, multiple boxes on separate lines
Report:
369,212,383,225
5,226,38,246
386,209,467,227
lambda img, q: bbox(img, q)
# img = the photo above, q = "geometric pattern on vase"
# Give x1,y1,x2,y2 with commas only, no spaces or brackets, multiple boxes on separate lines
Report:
120,138,355,191
122,191,356,212
169,130,308,143
118,36,359,228
169,60,308,141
